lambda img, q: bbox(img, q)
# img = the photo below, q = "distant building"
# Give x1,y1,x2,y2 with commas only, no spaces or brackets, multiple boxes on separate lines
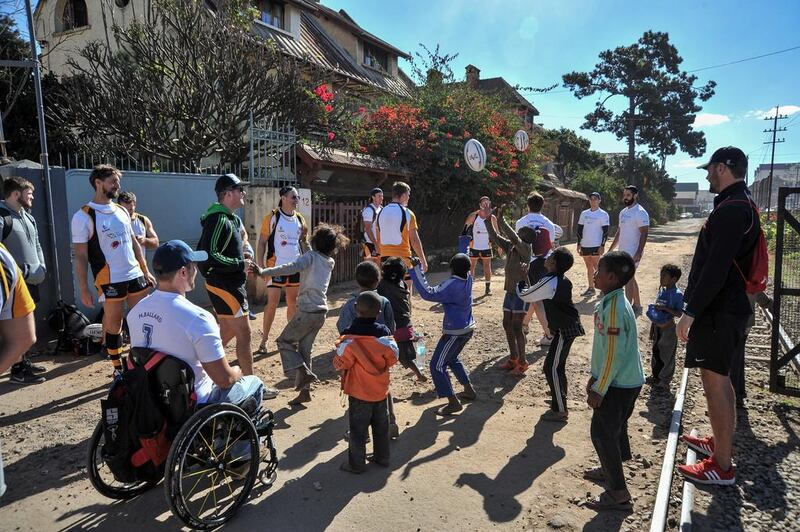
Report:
751,163,800,210
674,182,698,207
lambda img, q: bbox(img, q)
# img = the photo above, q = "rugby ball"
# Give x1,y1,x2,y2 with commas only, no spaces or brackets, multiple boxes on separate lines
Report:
464,139,487,172
514,129,529,151
83,323,104,340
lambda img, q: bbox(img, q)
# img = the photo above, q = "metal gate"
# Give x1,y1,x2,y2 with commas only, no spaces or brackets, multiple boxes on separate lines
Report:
248,113,297,186
771,186,800,396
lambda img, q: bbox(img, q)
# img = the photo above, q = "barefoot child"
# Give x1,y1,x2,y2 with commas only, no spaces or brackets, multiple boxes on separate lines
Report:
584,251,644,511
645,264,683,390
334,291,399,473
377,257,427,383
409,253,477,415
251,224,349,405
484,204,535,375
518,248,585,422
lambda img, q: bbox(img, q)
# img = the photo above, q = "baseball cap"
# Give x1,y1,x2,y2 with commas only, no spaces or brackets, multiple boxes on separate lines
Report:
214,173,249,194
589,191,601,199
153,240,208,274
697,146,747,170
370,187,383,197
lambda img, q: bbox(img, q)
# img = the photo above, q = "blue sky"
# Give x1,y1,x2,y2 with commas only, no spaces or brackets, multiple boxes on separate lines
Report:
334,0,800,186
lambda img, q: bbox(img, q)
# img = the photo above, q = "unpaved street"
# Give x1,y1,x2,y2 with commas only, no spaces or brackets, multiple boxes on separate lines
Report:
3,218,781,531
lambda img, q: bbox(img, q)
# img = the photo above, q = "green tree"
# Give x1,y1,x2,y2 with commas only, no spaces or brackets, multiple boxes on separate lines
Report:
563,31,715,181
540,127,604,182
51,0,346,168
605,153,677,223
570,167,625,221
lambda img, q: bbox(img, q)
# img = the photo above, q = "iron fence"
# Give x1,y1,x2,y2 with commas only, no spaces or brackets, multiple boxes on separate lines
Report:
771,187,800,396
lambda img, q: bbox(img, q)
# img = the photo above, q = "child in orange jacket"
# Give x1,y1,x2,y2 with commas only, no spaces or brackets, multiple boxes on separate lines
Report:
333,291,399,473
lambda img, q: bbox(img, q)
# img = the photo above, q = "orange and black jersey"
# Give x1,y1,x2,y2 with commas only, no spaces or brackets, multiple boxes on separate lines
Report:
0,244,35,320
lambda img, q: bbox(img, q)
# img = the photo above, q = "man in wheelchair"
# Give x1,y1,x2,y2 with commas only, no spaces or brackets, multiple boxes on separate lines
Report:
128,240,265,408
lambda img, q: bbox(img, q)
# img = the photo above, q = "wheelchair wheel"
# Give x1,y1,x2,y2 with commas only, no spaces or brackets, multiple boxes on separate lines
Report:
164,403,259,529
86,421,156,499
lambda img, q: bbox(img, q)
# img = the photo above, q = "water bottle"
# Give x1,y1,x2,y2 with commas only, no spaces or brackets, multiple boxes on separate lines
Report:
414,335,427,371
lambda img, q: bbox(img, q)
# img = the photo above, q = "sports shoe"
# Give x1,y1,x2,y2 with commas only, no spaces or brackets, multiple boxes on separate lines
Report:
248,311,257,321
538,335,553,347
485,284,492,296
263,386,279,400
10,366,45,385
24,358,46,374
678,456,735,486
681,434,714,456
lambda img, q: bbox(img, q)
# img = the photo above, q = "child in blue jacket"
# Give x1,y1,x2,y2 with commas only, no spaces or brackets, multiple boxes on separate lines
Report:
410,253,476,415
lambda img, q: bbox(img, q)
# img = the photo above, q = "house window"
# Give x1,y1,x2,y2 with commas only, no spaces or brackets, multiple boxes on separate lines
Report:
363,44,388,72
61,0,88,31
257,0,284,29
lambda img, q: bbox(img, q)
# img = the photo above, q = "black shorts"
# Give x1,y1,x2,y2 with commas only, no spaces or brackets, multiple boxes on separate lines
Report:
469,248,493,258
397,340,416,365
363,242,378,256
579,246,601,256
101,276,149,301
528,257,547,284
206,279,249,318
267,272,300,288
685,311,749,375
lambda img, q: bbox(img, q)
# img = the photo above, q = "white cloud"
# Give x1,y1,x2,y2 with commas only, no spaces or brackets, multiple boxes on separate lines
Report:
746,105,800,119
693,113,731,127
673,159,700,169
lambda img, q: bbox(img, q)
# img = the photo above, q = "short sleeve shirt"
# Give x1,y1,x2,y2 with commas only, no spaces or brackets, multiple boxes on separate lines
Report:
128,290,225,403
617,204,650,257
71,202,143,283
259,210,304,267
0,244,35,320
377,203,418,258
362,204,382,243
578,208,610,248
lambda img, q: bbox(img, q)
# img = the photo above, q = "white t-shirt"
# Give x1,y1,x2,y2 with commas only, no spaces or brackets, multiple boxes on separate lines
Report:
471,214,491,250
361,204,382,244
71,202,143,283
131,215,146,239
515,212,556,244
578,208,610,248
617,204,650,256
128,290,225,403
272,211,303,266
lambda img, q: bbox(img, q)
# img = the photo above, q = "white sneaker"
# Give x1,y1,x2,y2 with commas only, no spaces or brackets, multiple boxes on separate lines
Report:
538,335,553,346
263,386,279,400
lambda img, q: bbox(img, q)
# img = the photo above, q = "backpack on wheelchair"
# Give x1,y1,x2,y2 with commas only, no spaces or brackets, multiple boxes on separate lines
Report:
88,347,279,529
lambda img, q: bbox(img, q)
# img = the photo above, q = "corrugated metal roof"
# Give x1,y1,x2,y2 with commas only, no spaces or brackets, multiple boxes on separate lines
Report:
299,144,409,175
252,14,412,98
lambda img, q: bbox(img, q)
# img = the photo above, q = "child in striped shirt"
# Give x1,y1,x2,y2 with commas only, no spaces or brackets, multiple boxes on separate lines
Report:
583,251,644,512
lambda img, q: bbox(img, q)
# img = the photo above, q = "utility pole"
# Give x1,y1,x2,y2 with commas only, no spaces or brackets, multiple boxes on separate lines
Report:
764,106,788,219
22,0,62,300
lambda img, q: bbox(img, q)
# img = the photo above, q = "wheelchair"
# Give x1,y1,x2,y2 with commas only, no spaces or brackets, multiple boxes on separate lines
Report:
87,349,279,529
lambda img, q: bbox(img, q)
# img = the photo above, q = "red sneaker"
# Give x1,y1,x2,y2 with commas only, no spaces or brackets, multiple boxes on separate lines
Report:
499,358,517,370
678,456,735,486
681,434,714,456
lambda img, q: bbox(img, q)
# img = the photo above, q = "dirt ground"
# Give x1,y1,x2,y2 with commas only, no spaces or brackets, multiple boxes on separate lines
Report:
1,218,760,531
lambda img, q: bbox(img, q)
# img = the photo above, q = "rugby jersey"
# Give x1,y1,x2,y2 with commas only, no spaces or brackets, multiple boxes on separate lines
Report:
0,244,35,320
258,208,307,267
590,288,644,395
377,202,418,258
71,202,143,287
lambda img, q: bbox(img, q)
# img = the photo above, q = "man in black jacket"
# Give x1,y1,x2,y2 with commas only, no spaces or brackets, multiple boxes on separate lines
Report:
198,174,260,380
676,147,759,486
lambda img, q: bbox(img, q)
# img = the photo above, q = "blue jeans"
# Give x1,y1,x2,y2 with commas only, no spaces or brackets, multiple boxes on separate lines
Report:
429,332,473,398
206,375,265,410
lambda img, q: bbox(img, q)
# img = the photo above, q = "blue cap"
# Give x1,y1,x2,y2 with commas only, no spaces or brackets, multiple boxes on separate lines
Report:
589,191,601,199
153,240,208,274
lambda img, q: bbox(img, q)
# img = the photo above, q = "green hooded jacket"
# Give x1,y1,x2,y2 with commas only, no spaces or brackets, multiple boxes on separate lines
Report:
198,203,245,283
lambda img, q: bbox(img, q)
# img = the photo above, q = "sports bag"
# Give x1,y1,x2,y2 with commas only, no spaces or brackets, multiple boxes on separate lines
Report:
100,348,196,484
48,300,92,355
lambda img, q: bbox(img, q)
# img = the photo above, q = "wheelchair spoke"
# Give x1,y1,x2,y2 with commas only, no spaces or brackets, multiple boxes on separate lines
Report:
197,471,217,516
198,429,218,461
220,470,237,500
184,468,215,501
181,466,216,480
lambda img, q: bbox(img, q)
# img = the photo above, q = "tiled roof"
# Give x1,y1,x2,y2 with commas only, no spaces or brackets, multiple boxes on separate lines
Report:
474,78,539,115
252,13,412,98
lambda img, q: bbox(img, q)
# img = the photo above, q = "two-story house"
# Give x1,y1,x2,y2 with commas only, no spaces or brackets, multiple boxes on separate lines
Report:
464,64,540,132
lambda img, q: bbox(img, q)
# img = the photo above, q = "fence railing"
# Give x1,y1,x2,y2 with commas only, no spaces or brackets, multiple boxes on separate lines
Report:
313,201,363,241
55,152,242,176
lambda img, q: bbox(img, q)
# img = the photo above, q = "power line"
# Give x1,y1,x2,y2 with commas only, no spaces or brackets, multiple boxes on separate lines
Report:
688,44,800,73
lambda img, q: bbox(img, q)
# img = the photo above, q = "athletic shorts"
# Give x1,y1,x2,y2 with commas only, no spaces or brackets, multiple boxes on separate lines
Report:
579,246,601,256
685,311,749,375
502,291,529,314
267,272,300,288
380,256,412,280
469,248,493,259
100,276,149,301
206,279,249,318
527,257,547,285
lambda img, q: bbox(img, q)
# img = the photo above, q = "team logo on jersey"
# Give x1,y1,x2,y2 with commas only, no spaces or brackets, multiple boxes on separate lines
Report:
280,240,287,247
111,240,121,249
105,285,119,297
102,219,112,231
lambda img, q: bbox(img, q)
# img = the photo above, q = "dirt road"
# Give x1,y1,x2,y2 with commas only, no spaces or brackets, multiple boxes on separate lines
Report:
1,219,707,531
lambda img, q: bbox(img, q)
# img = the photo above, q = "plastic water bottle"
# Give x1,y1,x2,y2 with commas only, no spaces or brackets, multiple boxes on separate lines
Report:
414,337,427,371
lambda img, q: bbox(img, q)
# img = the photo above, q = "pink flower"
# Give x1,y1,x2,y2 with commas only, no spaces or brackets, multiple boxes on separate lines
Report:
358,106,366,114
327,132,336,141
454,161,460,168
445,132,453,139
489,171,498,178
324,104,333,113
